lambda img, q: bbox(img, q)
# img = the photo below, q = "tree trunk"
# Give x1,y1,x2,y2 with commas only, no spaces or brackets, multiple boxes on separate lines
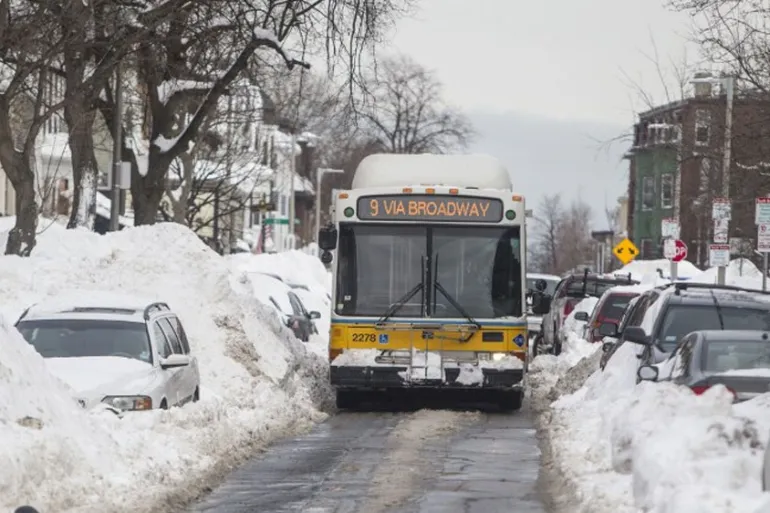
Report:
132,152,170,225
66,109,97,229
5,171,38,256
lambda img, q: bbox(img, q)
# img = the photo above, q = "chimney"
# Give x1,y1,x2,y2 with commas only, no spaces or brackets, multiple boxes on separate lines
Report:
693,71,713,97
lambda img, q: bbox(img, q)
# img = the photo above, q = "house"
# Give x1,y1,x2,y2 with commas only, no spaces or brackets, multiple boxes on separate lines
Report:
625,73,770,266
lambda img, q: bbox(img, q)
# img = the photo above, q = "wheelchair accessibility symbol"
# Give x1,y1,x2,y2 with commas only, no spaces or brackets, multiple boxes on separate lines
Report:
378,334,389,344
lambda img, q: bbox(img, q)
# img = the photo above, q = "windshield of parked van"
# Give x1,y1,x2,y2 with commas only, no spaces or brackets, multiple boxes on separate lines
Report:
659,305,770,351
17,319,152,363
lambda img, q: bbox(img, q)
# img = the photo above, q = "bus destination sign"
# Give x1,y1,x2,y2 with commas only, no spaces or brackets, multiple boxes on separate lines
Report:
357,195,504,222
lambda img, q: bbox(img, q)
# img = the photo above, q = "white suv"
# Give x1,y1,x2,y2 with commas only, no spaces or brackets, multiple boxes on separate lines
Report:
15,293,200,412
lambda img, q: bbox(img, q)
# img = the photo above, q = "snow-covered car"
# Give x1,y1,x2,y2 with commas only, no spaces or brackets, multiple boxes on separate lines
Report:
15,294,200,412
247,272,321,341
526,272,560,336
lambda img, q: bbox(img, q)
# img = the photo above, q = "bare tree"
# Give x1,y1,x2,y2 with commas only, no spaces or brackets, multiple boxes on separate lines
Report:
531,194,563,274
358,54,474,154
530,194,595,275
0,2,66,255
95,0,413,226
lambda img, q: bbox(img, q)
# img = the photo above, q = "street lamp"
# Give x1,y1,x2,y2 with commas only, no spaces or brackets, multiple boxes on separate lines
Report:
691,72,735,285
315,168,344,248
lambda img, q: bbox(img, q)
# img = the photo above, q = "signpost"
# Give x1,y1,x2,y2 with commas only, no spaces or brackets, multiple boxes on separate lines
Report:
661,218,680,239
713,198,731,283
709,243,731,267
612,238,639,266
664,239,688,281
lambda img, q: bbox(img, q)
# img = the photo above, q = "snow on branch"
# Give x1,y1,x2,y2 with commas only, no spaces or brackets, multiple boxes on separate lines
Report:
253,27,311,71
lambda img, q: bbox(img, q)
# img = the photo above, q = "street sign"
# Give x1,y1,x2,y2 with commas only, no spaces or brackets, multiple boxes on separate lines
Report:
612,238,639,265
759,223,770,252
709,244,731,267
712,198,732,221
661,218,680,239
757,197,770,225
664,239,688,262
713,218,729,243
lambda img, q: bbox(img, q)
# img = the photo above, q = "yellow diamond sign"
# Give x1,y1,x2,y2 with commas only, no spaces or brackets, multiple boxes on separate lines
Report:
613,238,639,265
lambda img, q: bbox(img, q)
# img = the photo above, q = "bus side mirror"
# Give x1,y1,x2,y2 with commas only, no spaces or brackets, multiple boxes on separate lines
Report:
318,225,337,251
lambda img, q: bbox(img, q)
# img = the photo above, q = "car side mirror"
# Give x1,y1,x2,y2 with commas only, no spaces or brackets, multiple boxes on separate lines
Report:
573,311,589,322
598,322,618,337
318,225,337,251
531,292,551,315
623,326,651,346
308,311,321,319
601,341,615,353
160,353,190,369
637,364,659,382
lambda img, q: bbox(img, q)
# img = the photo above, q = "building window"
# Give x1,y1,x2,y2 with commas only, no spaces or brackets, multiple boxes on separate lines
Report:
695,109,710,146
660,174,673,209
641,238,653,259
641,176,655,210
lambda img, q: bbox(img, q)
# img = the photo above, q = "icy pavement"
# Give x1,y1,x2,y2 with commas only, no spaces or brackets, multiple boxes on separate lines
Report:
191,408,548,513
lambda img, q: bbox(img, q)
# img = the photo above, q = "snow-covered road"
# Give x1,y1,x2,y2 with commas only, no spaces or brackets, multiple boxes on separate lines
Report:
191,407,550,513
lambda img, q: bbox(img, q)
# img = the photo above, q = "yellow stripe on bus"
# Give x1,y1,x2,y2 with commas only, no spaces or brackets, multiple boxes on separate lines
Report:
329,323,527,353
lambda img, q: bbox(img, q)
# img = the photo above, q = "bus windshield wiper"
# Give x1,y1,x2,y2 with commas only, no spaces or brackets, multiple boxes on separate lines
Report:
377,256,426,324
432,252,481,330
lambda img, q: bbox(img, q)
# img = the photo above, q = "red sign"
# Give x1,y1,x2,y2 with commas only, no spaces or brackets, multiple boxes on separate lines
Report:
664,239,688,262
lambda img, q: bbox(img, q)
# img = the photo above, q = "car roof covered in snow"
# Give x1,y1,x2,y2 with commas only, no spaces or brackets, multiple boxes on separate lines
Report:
18,290,166,323
352,153,513,191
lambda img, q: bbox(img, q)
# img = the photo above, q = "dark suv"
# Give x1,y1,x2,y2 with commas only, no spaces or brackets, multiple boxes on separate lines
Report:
599,282,770,373
532,270,637,355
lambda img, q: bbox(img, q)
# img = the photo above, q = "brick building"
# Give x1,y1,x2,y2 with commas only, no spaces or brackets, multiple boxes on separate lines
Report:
625,75,770,267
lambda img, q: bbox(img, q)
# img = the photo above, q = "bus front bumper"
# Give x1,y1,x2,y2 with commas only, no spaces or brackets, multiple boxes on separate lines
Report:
329,364,524,390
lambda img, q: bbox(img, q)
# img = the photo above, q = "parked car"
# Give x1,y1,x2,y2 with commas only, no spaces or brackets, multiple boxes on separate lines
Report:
532,270,638,355
600,295,642,370
599,282,770,376
526,273,560,337
15,294,200,412
248,272,321,341
638,330,770,403
579,284,644,343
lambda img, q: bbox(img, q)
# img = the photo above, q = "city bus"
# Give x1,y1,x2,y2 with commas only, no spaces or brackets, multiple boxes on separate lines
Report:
316,153,528,411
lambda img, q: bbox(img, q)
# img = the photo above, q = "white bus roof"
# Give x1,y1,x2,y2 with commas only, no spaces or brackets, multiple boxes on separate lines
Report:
352,153,513,191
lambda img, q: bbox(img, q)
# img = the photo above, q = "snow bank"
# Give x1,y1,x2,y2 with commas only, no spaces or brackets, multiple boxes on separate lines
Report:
533,320,770,513
692,258,767,290
0,221,332,513
617,258,701,282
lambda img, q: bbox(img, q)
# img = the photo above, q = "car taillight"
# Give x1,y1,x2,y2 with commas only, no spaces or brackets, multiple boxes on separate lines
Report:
690,385,737,397
564,302,575,316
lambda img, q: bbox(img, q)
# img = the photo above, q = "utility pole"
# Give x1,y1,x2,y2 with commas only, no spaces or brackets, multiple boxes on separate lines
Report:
109,62,123,232
287,130,296,250
717,76,734,285
314,168,344,247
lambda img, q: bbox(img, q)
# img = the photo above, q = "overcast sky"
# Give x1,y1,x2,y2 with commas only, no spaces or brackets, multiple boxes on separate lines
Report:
387,0,700,227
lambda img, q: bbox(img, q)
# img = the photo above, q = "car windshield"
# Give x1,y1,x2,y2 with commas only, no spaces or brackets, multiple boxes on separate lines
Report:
598,294,636,320
659,305,770,351
16,319,152,363
702,339,770,373
566,280,622,298
335,223,522,318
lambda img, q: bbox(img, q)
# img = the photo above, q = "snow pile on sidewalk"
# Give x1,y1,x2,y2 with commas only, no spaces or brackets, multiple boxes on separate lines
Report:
529,297,600,409
534,327,770,512
616,258,701,282
0,221,332,513
692,258,766,290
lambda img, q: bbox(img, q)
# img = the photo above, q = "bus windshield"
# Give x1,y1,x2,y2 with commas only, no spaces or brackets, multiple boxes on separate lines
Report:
335,223,523,319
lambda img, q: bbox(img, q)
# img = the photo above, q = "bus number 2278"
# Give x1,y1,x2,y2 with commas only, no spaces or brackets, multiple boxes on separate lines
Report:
351,333,376,343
